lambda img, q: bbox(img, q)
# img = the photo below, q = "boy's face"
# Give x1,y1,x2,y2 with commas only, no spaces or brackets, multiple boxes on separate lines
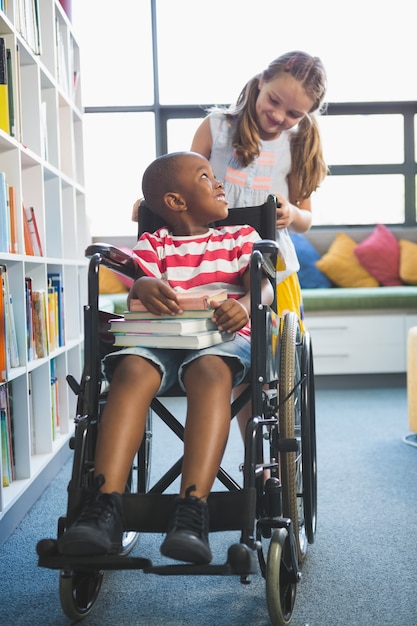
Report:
176,153,229,224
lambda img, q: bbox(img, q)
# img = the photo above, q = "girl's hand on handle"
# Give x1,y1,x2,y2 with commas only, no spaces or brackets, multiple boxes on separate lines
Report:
275,194,295,229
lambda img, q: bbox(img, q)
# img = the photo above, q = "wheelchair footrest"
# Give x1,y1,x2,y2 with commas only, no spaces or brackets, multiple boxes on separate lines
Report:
36,539,257,576
36,539,152,571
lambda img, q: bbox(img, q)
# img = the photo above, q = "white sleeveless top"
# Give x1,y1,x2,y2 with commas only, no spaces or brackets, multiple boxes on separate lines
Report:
208,111,299,280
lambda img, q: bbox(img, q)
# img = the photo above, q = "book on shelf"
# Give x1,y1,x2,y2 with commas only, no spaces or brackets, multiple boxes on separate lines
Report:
112,329,235,350
6,47,15,137
22,203,35,255
55,16,69,94
32,289,48,358
0,384,14,487
17,0,42,55
15,43,22,142
1,264,20,370
109,317,217,335
129,289,228,313
0,37,10,135
47,281,59,351
8,186,18,254
48,272,65,347
50,360,60,440
25,276,35,360
24,205,43,256
0,273,6,383
0,172,10,253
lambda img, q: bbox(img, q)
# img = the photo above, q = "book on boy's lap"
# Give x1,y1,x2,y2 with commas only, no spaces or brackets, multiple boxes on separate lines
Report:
109,317,217,335
124,309,216,320
112,329,235,349
129,289,228,312
114,289,233,349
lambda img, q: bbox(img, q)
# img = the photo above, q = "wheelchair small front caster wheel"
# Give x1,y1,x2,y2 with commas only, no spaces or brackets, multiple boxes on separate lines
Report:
266,528,297,626
59,569,104,621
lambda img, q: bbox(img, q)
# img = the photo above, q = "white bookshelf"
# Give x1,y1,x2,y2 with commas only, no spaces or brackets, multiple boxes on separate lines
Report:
0,0,88,544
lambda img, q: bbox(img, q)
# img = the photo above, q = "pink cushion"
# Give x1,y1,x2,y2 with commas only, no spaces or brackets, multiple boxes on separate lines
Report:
354,224,402,286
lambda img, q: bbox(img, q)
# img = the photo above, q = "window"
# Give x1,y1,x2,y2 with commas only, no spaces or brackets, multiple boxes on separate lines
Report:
73,0,417,237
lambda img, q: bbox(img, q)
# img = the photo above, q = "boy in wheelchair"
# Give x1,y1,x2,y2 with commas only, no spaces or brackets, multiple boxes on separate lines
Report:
57,151,274,565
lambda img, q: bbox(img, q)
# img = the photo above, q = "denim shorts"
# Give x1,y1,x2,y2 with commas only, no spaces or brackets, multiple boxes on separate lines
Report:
102,333,251,395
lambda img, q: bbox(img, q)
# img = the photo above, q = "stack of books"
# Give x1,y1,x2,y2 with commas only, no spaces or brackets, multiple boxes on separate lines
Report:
109,289,235,349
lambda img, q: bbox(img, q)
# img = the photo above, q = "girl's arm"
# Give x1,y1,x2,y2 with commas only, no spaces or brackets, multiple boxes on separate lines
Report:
190,117,213,158
275,173,313,233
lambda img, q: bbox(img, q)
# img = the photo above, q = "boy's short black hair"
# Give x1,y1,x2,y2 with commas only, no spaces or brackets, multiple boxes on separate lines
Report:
142,152,186,217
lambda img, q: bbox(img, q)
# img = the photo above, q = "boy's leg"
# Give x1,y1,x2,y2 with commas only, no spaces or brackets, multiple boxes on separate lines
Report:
57,355,161,556
95,354,161,494
180,354,235,499
161,354,235,564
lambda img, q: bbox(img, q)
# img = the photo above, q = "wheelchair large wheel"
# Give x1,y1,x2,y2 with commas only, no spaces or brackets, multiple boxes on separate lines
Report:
279,312,308,563
301,331,317,543
265,528,297,626
59,569,103,621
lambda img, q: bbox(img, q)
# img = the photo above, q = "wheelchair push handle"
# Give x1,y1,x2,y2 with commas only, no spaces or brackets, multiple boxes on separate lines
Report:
85,243,138,280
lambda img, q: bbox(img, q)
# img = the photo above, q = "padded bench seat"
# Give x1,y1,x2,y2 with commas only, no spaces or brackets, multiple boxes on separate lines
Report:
302,286,417,312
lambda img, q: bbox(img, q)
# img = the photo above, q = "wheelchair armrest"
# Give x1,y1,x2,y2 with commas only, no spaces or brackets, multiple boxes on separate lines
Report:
252,239,281,281
85,243,138,280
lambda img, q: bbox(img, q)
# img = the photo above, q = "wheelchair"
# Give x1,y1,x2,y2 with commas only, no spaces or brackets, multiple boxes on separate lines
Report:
37,195,317,626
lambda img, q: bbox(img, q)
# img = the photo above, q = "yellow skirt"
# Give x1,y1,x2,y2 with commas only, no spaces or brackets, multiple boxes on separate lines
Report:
277,272,305,333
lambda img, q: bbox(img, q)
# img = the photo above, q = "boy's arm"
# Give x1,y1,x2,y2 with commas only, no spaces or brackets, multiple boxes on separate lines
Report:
127,271,183,316
212,270,274,334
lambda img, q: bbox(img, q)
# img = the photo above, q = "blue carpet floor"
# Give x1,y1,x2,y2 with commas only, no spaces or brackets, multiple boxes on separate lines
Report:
0,386,416,626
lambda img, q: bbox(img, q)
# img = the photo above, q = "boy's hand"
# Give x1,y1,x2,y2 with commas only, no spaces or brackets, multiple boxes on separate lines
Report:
211,299,249,333
129,277,183,315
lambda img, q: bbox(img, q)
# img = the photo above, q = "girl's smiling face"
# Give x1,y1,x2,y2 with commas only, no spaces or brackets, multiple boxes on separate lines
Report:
255,73,314,140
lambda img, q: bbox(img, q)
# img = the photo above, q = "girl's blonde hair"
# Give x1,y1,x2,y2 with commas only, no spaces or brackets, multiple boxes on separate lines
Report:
224,51,328,201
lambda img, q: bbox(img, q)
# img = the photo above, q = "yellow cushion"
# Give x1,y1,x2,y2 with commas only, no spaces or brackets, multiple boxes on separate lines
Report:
399,239,417,285
316,232,379,288
99,266,129,294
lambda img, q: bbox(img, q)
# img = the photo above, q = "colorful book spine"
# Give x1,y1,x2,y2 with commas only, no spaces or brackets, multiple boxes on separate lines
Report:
50,360,60,439
6,47,15,137
0,172,9,253
0,384,14,487
0,38,10,135
0,273,6,382
8,186,18,254
47,282,58,351
25,277,35,361
1,264,20,370
24,206,43,256
22,203,35,255
48,273,64,346
32,290,48,358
